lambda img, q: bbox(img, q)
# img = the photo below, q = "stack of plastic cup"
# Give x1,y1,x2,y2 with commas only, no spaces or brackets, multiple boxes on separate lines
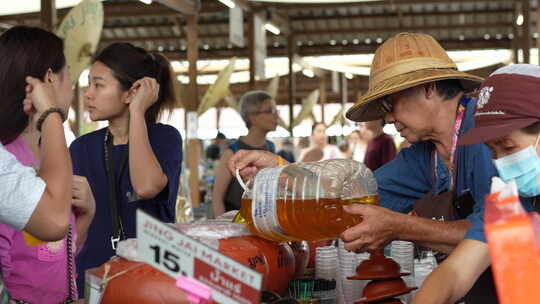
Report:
414,250,438,293
336,240,366,304
315,245,339,281
391,241,415,303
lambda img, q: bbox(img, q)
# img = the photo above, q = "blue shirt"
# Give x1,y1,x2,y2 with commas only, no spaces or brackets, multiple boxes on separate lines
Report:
70,123,182,296
374,97,498,242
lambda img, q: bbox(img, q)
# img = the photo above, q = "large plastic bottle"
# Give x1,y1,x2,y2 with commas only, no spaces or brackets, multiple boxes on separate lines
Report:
234,159,378,242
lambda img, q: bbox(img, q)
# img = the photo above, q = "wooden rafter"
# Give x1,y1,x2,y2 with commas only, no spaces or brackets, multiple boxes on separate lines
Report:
153,0,200,15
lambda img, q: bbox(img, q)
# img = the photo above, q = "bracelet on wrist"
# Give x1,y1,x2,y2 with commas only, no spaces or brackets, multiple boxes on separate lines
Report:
36,108,66,132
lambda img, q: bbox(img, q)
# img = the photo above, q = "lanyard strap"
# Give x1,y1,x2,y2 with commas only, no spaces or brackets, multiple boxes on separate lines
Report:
432,98,469,193
104,129,128,249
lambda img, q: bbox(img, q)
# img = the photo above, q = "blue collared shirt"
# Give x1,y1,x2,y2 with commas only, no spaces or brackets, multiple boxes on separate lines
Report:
374,97,498,242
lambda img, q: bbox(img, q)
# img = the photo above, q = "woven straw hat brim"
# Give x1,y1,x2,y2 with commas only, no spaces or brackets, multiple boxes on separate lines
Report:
346,68,484,122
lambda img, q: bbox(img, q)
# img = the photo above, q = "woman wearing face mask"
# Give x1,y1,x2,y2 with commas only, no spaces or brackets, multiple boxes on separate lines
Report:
70,43,182,297
413,64,540,304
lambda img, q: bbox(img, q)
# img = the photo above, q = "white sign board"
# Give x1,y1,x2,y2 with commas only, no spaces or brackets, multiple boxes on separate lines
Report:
186,111,198,139
254,13,266,80
229,6,244,47
331,70,339,93
341,73,348,104
137,210,263,304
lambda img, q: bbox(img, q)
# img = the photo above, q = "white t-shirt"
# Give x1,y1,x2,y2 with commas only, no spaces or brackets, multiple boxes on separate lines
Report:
321,145,343,160
299,144,344,162
0,143,45,230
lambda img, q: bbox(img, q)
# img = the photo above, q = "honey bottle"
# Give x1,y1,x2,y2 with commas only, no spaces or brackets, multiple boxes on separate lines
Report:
233,159,378,242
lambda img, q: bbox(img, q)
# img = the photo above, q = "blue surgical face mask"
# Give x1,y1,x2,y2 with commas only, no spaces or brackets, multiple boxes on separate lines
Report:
493,135,540,197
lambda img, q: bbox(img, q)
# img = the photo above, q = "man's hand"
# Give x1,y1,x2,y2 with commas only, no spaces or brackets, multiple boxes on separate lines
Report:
227,149,284,179
341,204,403,252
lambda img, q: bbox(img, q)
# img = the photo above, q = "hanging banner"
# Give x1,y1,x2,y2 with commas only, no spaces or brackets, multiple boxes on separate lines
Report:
56,0,104,83
229,5,244,47
254,13,267,80
292,89,320,127
266,75,280,99
197,58,237,116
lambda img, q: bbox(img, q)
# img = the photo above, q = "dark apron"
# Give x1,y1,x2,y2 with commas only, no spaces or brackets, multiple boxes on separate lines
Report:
412,146,498,304
414,192,499,304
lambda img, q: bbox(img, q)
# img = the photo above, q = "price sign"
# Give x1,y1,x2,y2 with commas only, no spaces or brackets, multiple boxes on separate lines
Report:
136,210,262,304
186,111,198,139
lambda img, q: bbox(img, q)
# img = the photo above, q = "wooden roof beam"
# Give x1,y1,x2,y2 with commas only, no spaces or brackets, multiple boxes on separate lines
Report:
292,23,513,37
97,7,514,30
0,2,180,23
159,37,514,59
289,8,514,22
152,0,201,15
100,20,513,43
269,0,514,10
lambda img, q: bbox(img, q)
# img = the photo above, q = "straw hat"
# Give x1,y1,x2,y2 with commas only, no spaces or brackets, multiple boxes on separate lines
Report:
346,33,484,122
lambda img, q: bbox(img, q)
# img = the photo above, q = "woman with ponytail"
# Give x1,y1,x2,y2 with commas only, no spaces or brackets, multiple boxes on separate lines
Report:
70,43,182,296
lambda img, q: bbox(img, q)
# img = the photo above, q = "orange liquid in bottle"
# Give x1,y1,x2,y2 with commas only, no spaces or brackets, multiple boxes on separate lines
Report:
236,195,379,242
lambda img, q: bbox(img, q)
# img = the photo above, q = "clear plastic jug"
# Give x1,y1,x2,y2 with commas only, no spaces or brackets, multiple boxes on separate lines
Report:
234,159,378,242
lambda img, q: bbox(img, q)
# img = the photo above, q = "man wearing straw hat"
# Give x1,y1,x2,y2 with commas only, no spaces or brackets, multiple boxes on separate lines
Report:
231,33,495,251
228,32,499,302
342,32,498,302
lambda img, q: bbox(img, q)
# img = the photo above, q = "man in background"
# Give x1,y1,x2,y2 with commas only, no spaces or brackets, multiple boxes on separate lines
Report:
364,119,397,171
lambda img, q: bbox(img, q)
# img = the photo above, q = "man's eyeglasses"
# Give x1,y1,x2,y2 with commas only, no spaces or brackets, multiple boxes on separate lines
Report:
381,99,394,113
253,108,278,115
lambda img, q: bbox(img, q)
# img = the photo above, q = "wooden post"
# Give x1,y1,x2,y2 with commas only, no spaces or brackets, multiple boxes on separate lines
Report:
40,0,57,32
248,12,256,90
522,0,531,63
287,34,296,135
216,106,221,131
185,14,201,208
319,73,327,125
340,73,346,133
513,2,521,63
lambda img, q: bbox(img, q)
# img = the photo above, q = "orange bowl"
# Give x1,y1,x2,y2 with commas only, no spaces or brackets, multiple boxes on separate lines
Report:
368,298,403,304
354,278,417,303
348,253,409,280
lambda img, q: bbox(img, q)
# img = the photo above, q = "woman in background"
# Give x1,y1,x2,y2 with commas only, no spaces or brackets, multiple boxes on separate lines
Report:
345,128,369,162
363,119,397,171
299,122,343,162
212,91,278,217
